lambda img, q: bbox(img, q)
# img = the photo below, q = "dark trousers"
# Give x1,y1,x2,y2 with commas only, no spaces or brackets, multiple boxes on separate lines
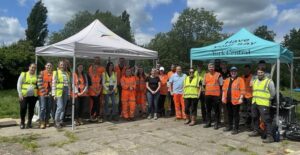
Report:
184,98,198,116
147,91,160,115
75,96,89,119
118,85,122,115
199,91,206,121
20,96,37,124
205,95,220,124
167,92,175,116
251,103,273,136
243,98,252,127
91,95,100,117
226,102,240,129
158,95,166,116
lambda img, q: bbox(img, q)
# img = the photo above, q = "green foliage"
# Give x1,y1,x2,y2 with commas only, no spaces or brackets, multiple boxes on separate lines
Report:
25,0,48,47
148,8,223,71
49,131,78,147
253,25,276,41
0,89,19,118
0,40,35,88
0,134,40,152
49,10,134,44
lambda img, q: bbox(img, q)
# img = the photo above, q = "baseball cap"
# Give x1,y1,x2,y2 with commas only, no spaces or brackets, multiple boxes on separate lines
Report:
159,67,165,71
230,66,238,71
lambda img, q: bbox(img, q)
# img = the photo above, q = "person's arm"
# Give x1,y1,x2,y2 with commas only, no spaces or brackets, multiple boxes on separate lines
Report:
155,79,161,93
113,72,117,90
145,77,153,93
239,78,246,104
17,73,23,100
82,74,88,93
268,80,276,99
102,73,108,91
52,72,56,97
37,71,45,96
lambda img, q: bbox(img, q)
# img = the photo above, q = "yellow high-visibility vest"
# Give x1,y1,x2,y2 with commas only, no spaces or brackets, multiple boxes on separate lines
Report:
21,72,37,97
252,78,271,106
183,76,200,98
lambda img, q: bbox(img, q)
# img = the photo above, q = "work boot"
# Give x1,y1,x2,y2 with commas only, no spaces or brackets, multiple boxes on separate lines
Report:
45,120,50,127
20,122,25,129
153,113,158,120
248,131,260,137
204,122,212,128
75,119,80,126
26,121,32,129
147,114,153,119
223,126,232,132
263,135,274,143
189,116,196,126
112,115,119,121
97,116,103,123
78,118,84,125
214,122,219,130
184,115,191,125
40,121,46,129
231,129,239,135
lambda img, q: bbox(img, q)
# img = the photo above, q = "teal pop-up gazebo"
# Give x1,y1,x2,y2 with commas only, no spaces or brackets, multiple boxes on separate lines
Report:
190,28,294,126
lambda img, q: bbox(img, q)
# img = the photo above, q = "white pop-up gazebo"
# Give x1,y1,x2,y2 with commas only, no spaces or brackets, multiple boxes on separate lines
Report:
35,19,158,130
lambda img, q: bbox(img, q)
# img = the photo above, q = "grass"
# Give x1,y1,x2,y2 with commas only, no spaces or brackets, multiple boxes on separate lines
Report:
49,131,78,148
222,144,236,152
0,134,40,152
0,89,19,118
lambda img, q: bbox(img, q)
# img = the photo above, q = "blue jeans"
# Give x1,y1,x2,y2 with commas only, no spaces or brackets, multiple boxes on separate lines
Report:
104,92,118,116
39,96,53,121
147,91,160,115
55,87,69,125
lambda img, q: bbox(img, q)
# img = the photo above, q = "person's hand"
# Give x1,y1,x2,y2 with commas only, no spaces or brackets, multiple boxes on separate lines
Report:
19,96,23,102
129,87,133,91
170,91,173,95
222,98,226,104
238,98,243,104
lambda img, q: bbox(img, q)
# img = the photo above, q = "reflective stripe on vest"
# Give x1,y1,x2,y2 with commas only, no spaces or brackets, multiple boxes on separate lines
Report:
183,76,199,98
21,72,37,97
252,78,271,106
53,70,69,97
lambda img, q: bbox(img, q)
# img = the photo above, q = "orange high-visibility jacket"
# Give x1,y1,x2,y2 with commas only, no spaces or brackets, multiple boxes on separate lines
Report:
73,73,88,97
88,65,105,76
242,74,253,99
136,76,146,92
115,65,127,85
88,71,102,96
121,76,136,91
38,70,53,96
204,72,221,96
222,77,246,105
159,74,168,95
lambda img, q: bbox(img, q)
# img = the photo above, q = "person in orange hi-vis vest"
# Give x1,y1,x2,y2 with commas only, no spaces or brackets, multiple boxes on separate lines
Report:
73,64,89,126
121,68,136,121
135,67,147,117
37,62,53,129
242,64,253,130
88,57,105,120
159,67,168,117
167,64,176,116
203,62,223,129
115,58,127,116
222,66,245,134
88,64,102,123
169,66,187,120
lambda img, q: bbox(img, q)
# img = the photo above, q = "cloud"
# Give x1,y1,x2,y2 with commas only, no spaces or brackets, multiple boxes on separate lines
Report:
134,31,155,45
277,7,300,25
18,0,27,6
187,0,278,30
171,12,180,24
0,16,25,45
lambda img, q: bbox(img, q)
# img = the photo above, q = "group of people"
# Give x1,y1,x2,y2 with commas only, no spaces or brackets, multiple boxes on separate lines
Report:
17,57,276,143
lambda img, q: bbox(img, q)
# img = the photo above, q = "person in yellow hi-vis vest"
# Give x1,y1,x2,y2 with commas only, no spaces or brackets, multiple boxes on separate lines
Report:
248,67,276,143
184,68,201,126
52,60,71,129
17,63,38,129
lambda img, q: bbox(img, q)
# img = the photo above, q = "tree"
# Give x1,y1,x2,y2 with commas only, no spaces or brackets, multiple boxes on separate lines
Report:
253,25,276,41
25,0,48,47
148,8,223,70
49,10,135,44
283,28,300,57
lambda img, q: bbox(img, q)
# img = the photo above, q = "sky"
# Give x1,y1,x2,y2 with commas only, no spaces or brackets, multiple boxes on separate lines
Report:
0,0,300,45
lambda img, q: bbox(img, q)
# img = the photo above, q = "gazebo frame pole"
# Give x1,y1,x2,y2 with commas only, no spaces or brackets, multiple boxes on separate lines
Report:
190,60,193,68
72,56,76,130
276,59,280,126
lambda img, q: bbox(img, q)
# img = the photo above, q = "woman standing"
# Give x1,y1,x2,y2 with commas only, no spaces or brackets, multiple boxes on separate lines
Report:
146,68,161,120
135,67,147,117
102,62,118,121
88,64,102,123
74,64,89,126
52,61,71,129
158,67,168,117
17,63,38,129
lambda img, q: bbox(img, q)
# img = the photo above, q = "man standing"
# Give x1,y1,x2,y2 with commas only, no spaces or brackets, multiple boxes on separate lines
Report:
222,67,245,134
184,68,201,126
194,62,206,123
220,61,230,127
203,63,223,129
115,58,127,116
242,65,253,130
121,68,136,121
167,64,176,116
249,67,276,143
169,66,187,120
